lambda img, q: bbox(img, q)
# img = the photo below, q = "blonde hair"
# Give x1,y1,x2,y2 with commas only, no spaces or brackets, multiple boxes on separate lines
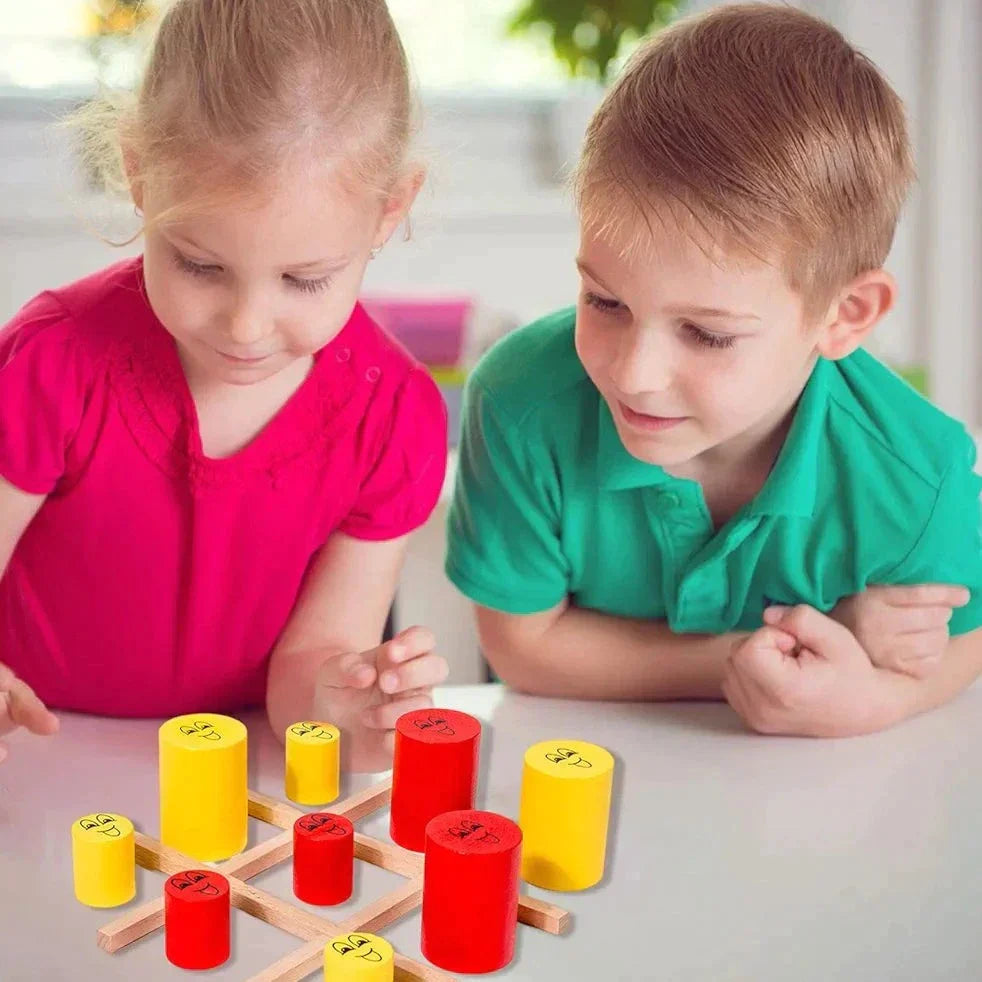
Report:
574,3,915,318
69,0,416,226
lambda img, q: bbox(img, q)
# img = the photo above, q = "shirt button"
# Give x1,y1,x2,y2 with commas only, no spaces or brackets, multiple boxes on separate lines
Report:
656,490,681,513
365,366,381,382
336,347,351,363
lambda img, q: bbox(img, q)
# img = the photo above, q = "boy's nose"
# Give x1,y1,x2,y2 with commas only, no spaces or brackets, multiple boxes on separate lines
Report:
610,327,673,395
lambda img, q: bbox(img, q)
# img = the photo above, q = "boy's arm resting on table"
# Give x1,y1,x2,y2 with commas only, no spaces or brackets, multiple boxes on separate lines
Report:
477,601,741,702
889,627,982,722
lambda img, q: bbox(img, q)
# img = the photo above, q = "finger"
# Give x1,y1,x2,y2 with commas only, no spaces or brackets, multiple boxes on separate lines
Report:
898,628,950,660
381,626,437,668
378,654,450,695
6,680,59,736
765,605,854,656
316,651,376,691
881,584,970,608
895,606,955,634
0,662,16,690
361,693,434,731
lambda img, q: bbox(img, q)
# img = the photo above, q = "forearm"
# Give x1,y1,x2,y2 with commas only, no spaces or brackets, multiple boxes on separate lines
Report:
265,644,344,741
485,605,742,701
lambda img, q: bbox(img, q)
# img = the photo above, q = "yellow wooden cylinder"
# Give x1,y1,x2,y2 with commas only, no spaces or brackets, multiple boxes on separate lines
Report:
285,721,341,805
518,740,615,891
159,713,247,862
324,932,394,980
71,812,135,908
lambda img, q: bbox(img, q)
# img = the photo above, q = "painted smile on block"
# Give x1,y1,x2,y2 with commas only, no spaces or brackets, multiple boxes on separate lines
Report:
179,720,222,741
332,934,384,962
447,819,500,845
545,747,593,768
414,715,456,737
79,813,123,837
290,721,335,740
298,813,347,835
169,870,222,896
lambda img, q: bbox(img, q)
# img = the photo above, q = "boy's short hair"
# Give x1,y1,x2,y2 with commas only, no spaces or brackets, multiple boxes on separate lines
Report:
574,2,915,319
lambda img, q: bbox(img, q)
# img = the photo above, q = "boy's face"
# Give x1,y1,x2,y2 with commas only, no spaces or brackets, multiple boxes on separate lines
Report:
575,217,824,472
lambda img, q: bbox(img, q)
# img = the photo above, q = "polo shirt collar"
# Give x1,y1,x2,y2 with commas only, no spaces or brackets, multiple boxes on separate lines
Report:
595,356,830,515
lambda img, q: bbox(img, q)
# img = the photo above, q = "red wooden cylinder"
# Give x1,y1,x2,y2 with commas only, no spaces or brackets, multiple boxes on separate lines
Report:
390,709,481,853
164,870,230,970
421,809,522,973
292,812,354,905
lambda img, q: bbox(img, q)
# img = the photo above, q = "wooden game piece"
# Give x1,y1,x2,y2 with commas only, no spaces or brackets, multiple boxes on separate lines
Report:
159,713,248,861
389,709,481,852
324,931,394,980
518,740,615,891
164,869,231,970
421,810,522,973
71,812,136,908
293,812,354,905
285,720,340,805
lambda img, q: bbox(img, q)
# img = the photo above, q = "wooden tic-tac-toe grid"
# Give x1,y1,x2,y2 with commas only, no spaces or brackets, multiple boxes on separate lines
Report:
96,776,571,981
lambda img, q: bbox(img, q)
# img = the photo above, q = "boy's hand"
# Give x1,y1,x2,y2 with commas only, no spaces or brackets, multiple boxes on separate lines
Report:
0,662,59,763
722,605,907,738
312,626,449,773
831,584,968,679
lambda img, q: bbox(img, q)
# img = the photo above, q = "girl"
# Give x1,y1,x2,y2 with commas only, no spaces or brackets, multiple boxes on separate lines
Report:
0,0,449,773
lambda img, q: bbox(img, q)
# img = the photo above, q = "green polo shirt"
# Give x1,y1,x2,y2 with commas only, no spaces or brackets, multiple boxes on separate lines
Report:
446,307,982,635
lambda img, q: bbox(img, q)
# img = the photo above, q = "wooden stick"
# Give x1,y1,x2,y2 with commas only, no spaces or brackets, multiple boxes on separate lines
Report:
354,832,424,878
341,877,423,935
518,895,572,935
248,778,392,830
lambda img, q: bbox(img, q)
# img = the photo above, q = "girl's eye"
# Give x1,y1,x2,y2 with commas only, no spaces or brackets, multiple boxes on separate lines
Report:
284,275,330,295
583,291,624,314
684,322,736,349
174,253,221,277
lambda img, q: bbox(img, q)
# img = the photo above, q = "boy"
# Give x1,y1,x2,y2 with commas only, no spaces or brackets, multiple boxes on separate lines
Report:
446,3,982,737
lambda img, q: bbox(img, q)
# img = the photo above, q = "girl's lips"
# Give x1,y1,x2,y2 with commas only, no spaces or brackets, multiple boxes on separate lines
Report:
618,401,688,431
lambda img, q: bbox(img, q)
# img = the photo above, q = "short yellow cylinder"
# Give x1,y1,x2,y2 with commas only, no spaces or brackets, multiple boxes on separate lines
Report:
285,721,340,805
159,713,247,862
518,740,615,891
71,812,135,908
324,932,394,980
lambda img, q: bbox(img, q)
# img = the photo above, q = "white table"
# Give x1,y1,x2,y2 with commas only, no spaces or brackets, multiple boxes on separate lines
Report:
2,683,980,981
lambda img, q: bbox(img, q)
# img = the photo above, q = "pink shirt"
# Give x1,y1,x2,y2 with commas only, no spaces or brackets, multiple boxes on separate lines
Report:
0,259,447,717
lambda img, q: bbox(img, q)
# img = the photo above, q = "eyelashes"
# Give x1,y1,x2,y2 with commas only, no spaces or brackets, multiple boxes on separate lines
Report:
171,252,332,295
582,291,737,350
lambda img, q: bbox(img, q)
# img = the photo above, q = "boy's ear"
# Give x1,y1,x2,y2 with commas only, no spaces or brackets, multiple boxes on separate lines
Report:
816,269,897,360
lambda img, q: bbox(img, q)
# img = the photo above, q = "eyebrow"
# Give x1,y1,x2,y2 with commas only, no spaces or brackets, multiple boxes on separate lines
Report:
575,258,761,322
169,233,349,272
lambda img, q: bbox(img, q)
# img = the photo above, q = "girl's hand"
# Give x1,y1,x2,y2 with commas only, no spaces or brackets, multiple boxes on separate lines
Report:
0,662,59,763
830,584,967,679
313,626,449,773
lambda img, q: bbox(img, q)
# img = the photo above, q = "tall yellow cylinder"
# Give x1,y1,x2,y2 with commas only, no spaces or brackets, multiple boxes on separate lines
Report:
159,713,247,862
324,932,394,980
285,720,340,805
518,740,614,891
71,812,136,907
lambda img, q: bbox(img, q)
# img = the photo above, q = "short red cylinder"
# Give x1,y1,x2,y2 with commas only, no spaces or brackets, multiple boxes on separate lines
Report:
164,869,230,970
292,812,354,905
390,709,481,853
421,809,522,973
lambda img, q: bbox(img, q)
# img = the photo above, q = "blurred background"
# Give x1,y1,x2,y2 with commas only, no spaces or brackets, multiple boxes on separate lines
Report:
1,0,979,681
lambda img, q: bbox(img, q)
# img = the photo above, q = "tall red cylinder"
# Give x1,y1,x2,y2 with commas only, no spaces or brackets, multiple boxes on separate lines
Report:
292,812,354,905
422,809,522,973
164,870,230,970
390,709,481,853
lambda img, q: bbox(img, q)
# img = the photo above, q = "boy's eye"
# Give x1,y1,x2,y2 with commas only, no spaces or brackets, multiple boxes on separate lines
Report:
583,291,624,314
684,322,736,349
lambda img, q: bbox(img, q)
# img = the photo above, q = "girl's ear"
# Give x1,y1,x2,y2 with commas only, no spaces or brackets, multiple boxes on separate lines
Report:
122,144,144,212
374,165,426,248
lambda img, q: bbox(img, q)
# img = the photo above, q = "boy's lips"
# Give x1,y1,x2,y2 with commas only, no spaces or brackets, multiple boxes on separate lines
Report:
617,401,688,432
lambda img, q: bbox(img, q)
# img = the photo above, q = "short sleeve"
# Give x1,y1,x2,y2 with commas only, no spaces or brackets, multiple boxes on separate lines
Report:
0,292,88,495
339,368,448,540
445,377,570,614
883,435,982,635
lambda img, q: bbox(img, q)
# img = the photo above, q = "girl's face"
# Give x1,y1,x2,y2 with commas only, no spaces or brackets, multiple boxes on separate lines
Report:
139,158,414,387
